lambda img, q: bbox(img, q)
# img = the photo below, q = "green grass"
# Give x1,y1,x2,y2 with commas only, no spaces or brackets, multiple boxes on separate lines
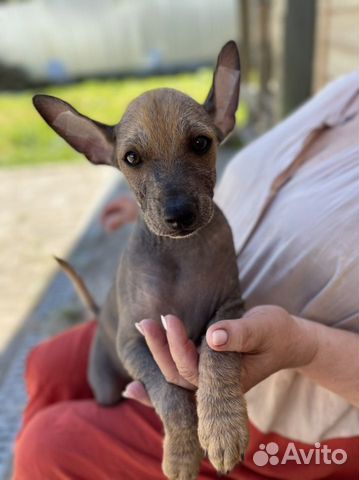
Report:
0,70,248,168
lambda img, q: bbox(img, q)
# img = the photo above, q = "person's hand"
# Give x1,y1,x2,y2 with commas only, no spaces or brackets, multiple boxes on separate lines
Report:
122,306,318,406
101,196,139,232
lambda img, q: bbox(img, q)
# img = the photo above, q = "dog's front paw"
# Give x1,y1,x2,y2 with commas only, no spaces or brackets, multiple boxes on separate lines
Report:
162,427,203,480
197,385,249,474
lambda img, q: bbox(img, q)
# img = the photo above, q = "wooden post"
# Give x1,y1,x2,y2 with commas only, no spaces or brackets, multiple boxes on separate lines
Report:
281,0,317,116
259,0,272,94
256,0,274,132
239,0,251,82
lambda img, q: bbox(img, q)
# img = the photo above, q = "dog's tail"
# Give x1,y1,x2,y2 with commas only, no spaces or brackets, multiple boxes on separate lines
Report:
54,256,99,316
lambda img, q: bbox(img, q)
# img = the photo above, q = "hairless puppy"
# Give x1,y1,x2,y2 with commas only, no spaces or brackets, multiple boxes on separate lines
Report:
33,41,249,479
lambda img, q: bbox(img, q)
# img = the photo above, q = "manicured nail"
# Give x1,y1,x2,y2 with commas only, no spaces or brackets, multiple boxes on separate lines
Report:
122,386,132,399
161,315,168,331
135,322,144,335
211,329,228,346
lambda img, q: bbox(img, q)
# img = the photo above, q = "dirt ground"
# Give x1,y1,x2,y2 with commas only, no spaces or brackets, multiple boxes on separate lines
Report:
0,162,117,351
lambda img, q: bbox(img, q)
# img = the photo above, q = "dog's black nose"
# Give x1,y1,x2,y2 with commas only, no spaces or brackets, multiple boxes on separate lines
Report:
164,198,196,230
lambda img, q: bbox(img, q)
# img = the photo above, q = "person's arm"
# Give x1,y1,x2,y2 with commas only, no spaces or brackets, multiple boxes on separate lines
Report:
124,306,359,407
205,308,359,406
293,317,359,406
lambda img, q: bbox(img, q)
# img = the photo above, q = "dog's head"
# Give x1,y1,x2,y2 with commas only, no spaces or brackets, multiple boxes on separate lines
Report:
33,41,240,238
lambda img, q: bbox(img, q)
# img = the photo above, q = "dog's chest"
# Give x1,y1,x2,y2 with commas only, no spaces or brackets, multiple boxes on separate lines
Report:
117,223,239,341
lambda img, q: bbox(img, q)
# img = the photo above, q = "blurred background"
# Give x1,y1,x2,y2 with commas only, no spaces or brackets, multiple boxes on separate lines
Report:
0,0,358,477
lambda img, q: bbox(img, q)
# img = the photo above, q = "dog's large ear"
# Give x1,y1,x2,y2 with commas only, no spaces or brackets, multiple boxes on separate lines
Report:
204,41,241,141
33,95,115,166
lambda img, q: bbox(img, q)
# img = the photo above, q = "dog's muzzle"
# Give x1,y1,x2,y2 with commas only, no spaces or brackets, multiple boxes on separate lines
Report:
164,196,197,232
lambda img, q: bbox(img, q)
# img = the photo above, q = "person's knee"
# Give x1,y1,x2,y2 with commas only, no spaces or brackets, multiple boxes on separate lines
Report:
14,403,79,479
25,321,96,397
25,341,53,397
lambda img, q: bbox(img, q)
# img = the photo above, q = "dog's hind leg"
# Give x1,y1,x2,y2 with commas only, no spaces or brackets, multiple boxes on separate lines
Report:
55,258,129,405
88,285,130,406
88,324,129,405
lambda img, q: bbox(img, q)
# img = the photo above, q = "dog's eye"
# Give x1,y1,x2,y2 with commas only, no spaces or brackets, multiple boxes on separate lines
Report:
124,151,142,167
191,136,212,154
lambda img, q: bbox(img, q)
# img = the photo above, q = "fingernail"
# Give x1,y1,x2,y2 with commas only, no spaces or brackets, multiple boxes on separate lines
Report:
135,322,144,335
160,315,168,331
211,329,228,346
122,386,132,399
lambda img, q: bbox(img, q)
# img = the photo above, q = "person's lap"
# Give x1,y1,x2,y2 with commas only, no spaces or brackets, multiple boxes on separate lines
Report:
15,397,165,479
14,321,357,480
13,321,240,480
13,321,164,480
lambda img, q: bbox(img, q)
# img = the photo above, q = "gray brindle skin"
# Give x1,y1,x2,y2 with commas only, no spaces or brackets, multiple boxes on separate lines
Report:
33,41,249,479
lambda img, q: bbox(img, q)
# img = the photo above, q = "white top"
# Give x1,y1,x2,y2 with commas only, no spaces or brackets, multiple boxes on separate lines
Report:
215,72,359,443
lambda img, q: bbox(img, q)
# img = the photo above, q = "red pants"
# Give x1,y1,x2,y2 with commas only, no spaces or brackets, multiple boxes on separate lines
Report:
13,321,358,480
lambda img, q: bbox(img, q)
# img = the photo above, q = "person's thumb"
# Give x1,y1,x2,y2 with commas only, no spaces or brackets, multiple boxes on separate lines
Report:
206,317,261,353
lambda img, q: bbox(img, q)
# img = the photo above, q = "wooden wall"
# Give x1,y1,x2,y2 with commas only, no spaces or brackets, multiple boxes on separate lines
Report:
313,0,359,91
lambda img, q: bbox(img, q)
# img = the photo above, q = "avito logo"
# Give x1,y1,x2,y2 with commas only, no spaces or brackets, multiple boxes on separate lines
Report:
253,441,347,467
